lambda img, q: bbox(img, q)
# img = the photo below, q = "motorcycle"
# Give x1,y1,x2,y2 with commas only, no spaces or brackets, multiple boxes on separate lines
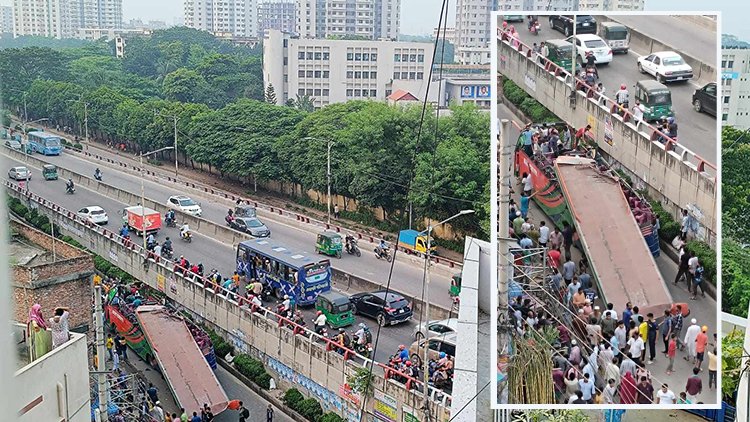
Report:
345,238,361,257
94,171,102,181
374,246,392,262
352,334,373,358
65,185,75,194
181,231,192,243
529,21,540,35
165,215,176,228
162,246,174,260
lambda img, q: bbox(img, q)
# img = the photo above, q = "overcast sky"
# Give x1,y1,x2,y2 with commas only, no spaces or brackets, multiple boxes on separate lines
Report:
0,0,743,39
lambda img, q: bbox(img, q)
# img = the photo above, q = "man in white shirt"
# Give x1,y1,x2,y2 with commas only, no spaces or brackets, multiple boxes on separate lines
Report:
522,173,533,195
538,221,550,248
603,378,617,404
681,209,690,240
684,319,701,362
631,99,645,125
614,320,627,353
627,332,645,366
656,383,676,404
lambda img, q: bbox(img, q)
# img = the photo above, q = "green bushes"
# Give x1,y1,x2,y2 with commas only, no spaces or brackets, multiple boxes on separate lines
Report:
649,200,681,242
233,353,273,390
204,328,233,362
687,240,717,286
501,78,558,122
282,388,304,408
72,142,83,150
297,398,323,421
282,388,328,421
318,413,345,422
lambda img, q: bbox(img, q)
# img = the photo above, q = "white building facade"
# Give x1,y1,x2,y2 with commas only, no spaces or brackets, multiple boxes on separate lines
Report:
184,0,258,38
0,6,13,33
12,0,122,39
722,47,750,128
295,0,399,40
455,0,644,64
258,0,295,37
263,29,432,108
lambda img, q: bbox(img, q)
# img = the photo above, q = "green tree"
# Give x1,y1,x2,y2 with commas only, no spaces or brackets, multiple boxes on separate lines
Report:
264,84,277,104
162,68,220,106
292,94,316,112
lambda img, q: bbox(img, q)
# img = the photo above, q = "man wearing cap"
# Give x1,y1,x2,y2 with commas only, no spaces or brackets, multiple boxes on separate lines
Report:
684,319,701,364
695,326,709,370
569,339,582,366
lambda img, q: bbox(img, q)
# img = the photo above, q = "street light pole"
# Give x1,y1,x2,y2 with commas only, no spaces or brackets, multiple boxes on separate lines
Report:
327,139,332,224
154,110,180,177
421,209,475,419
84,102,89,145
139,147,174,255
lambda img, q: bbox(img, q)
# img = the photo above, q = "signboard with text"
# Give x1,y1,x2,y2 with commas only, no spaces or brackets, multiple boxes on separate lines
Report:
373,391,398,422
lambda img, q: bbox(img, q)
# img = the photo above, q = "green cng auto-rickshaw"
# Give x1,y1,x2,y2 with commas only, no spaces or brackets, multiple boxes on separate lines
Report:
598,22,629,54
315,231,343,258
449,273,462,297
42,164,58,180
635,80,674,122
315,290,355,328
544,39,581,74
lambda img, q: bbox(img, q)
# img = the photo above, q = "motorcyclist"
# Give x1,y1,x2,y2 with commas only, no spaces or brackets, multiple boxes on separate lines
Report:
394,344,409,363
146,233,156,250
66,178,75,193
94,168,102,180
336,328,351,353
615,84,629,109
345,234,356,253
225,209,234,225
667,116,678,138
281,295,291,313
162,237,173,254
248,294,263,309
313,311,327,334
119,224,130,238
354,323,368,346
180,223,191,240
377,239,388,258
165,209,176,226
527,15,537,30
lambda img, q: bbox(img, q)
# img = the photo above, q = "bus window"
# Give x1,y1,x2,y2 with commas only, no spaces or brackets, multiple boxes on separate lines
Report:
292,271,298,285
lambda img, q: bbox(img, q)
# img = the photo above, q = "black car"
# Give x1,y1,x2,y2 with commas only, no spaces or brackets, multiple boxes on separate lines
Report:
692,82,717,117
229,217,271,237
549,15,597,37
349,290,412,326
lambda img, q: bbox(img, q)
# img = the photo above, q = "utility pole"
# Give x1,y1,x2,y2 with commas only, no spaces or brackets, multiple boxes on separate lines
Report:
84,102,89,145
154,110,180,177
327,140,332,224
93,282,109,422
497,119,512,404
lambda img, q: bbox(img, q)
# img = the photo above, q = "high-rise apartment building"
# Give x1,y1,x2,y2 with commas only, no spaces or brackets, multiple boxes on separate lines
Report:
13,0,122,39
722,47,750,128
295,0,399,40
263,29,432,108
258,0,295,37
455,0,644,64
184,0,258,38
0,6,13,34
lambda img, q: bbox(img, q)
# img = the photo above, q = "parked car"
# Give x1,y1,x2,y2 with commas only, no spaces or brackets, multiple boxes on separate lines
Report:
167,195,202,216
4,139,22,151
549,15,597,37
409,333,457,367
349,290,412,326
565,34,613,65
8,166,31,180
692,82,717,117
78,205,109,225
637,51,694,83
229,216,270,237
414,318,458,341
502,15,524,22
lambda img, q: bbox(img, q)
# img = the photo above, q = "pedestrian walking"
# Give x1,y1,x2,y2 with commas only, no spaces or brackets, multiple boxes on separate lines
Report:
521,172,533,196
665,333,677,375
646,313,658,364
334,204,340,219
238,401,250,422
659,309,672,354
695,326,709,370
685,367,703,403
266,404,274,422
656,383,676,404
562,221,575,260
549,227,563,251
684,319,700,363
708,347,717,389
674,247,690,284
691,262,706,299
680,209,690,240
538,220,549,248
672,305,685,350
636,376,654,404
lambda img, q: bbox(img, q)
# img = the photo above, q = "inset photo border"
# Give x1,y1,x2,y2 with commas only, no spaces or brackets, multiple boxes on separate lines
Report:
489,11,722,410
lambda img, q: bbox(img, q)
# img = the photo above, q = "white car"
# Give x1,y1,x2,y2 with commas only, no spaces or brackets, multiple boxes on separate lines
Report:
8,166,31,180
78,206,109,225
637,51,694,83
565,34,613,65
167,195,202,216
413,318,458,341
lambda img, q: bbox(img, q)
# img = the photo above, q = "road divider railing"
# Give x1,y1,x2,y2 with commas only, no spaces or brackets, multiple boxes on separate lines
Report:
5,180,452,420
496,30,717,239
54,142,463,269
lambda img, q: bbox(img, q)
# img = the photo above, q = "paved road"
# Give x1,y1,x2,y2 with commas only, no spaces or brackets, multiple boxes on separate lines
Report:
510,18,718,165
499,101,719,404
2,151,442,363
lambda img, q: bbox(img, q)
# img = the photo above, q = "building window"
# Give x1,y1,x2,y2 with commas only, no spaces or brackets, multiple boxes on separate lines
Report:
283,57,288,65
354,89,361,96
417,54,424,62
355,53,362,61
298,88,305,96
323,52,330,60
323,89,329,96
283,39,288,47
722,113,728,121
355,71,362,79
306,52,313,60
362,90,368,97
393,72,399,79
728,60,734,68
298,70,305,77
306,89,313,96
306,70,313,77
401,71,408,79
724,96,730,104
409,54,416,62
417,72,423,80
721,60,726,68
401,54,408,62
385,89,392,97
323,71,330,78
409,71,416,79
298,51,305,59
363,53,369,61
370,89,376,97
347,70,353,78
347,89,353,97
314,89,321,96
314,52,322,60
371,53,378,61
370,71,377,79
394,54,401,62
347,52,354,60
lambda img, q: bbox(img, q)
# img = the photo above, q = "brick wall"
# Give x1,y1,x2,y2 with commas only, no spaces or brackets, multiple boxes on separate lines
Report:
11,221,94,331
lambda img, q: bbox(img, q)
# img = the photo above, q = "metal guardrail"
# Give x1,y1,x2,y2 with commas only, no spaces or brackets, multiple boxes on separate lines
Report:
5,180,453,409
496,30,717,178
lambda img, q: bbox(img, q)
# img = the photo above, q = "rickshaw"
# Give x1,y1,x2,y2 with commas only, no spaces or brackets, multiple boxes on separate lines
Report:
598,22,629,54
315,231,343,258
234,204,257,218
544,39,581,74
314,290,355,328
42,164,58,180
634,80,673,122
449,273,462,297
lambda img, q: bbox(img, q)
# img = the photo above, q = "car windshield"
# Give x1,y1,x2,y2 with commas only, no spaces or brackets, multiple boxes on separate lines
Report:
584,39,607,48
178,198,197,206
246,219,264,228
90,209,106,215
576,15,594,22
662,56,686,66
17,168,28,173
647,92,672,105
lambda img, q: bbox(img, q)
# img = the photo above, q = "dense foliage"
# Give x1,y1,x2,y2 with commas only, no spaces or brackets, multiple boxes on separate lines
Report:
722,125,750,315
721,329,745,405
501,78,557,122
0,28,490,239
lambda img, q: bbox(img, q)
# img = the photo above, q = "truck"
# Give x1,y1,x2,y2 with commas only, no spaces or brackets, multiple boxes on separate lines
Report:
122,205,161,236
398,229,436,256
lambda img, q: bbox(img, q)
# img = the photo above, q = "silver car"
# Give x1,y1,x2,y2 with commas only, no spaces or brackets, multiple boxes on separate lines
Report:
4,139,22,151
8,166,31,180
231,217,271,238
413,318,458,341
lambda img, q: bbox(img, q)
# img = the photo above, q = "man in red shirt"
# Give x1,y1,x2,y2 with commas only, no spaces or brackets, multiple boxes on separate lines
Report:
695,325,709,370
685,367,703,403
575,124,592,149
548,248,561,270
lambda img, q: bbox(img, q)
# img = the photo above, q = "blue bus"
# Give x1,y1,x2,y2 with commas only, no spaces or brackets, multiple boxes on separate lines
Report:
27,131,62,155
236,239,332,306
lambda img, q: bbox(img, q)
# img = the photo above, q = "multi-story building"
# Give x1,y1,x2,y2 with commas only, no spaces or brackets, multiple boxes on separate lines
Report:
432,26,457,46
0,6,13,34
295,0,399,40
184,0,258,38
12,0,122,39
722,47,750,128
263,29,432,108
455,0,645,64
258,0,295,37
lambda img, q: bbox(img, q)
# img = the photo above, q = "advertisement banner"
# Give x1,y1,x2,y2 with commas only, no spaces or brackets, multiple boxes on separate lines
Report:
603,115,614,146
460,85,475,98
338,384,361,407
476,85,490,98
373,391,397,422
157,274,166,292
402,406,420,422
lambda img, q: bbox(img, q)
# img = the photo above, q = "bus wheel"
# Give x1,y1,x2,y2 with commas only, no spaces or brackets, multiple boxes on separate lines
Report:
274,288,285,300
